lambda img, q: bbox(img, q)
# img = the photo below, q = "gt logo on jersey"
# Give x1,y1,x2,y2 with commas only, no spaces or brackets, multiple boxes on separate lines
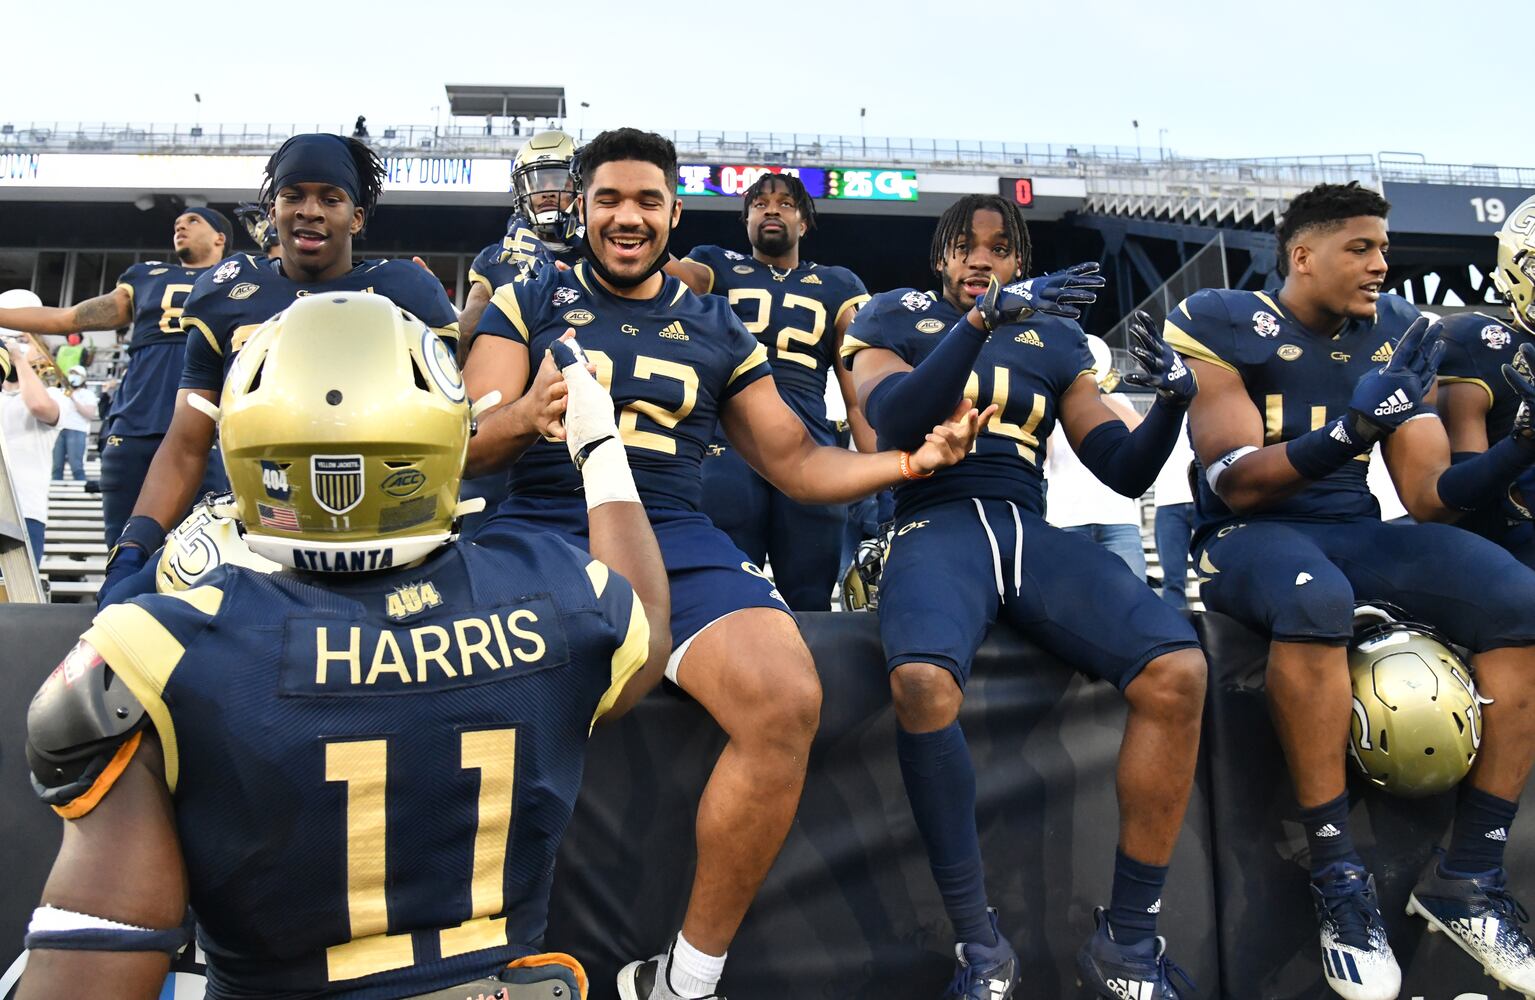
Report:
897,519,930,536
212,259,241,283
385,580,443,621
261,460,291,500
552,287,581,306
901,291,932,312
1253,311,1280,337
1483,324,1512,349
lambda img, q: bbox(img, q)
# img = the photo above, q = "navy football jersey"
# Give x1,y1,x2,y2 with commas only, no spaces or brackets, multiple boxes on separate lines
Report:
477,261,772,511
109,261,211,437
684,245,869,430
80,534,647,1000
1165,288,1422,535
467,215,582,298
1438,311,1534,447
180,255,460,394
842,289,1095,519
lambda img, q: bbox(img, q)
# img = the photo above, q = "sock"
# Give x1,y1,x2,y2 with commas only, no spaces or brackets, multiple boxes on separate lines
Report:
1106,849,1168,947
667,932,725,999
896,721,994,946
1299,792,1362,876
1444,785,1518,876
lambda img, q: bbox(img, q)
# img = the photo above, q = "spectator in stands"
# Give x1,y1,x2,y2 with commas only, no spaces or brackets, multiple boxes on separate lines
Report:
1045,335,1149,581
50,365,97,481
0,337,66,564
1152,414,1196,608
353,115,368,139
54,332,89,372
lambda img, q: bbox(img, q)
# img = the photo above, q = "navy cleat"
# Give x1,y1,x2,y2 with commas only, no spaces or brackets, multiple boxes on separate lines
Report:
1310,862,1400,1000
1408,858,1535,996
616,942,726,1000
945,908,1018,999
1076,906,1196,1000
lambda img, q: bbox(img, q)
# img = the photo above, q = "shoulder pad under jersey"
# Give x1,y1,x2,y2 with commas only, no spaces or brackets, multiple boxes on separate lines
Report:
26,640,148,809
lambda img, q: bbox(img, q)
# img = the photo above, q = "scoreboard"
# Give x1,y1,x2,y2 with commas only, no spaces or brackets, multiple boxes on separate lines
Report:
677,163,919,202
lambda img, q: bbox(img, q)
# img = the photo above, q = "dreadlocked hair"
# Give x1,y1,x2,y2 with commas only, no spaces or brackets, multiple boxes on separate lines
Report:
258,136,387,230
1275,181,1390,277
929,194,1031,278
740,173,817,230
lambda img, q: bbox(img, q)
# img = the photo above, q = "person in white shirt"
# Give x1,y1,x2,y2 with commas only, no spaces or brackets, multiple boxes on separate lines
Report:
0,337,67,564
51,365,99,481
1152,414,1197,608
1045,335,1149,581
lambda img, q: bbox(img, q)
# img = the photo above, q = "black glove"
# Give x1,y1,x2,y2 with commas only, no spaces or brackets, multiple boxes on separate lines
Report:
1345,316,1444,438
1119,310,1198,406
976,262,1105,329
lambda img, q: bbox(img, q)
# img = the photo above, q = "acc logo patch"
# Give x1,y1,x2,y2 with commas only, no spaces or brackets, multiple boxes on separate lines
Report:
901,291,932,312
381,467,427,498
148,267,168,276
563,309,595,327
311,454,364,515
385,580,443,621
228,282,259,300
260,460,291,500
1253,311,1281,337
420,329,465,403
1277,344,1303,361
1484,324,1513,349
551,286,580,307
916,318,946,334
732,264,755,275
211,259,241,284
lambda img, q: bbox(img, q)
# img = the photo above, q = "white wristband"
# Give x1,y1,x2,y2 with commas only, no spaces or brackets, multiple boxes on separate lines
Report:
580,438,641,509
1206,445,1258,492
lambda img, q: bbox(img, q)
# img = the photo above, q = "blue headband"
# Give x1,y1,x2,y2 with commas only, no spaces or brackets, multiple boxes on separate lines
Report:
183,207,232,247
270,134,362,205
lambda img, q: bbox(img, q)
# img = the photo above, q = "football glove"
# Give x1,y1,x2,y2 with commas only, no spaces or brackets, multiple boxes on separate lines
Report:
1119,310,1198,406
976,262,1104,329
1502,342,1535,444
1346,316,1444,435
549,337,638,508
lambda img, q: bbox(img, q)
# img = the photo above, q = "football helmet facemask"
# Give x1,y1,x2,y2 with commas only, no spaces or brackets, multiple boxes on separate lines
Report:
1347,602,1484,798
1494,195,1535,336
210,292,471,573
512,131,579,249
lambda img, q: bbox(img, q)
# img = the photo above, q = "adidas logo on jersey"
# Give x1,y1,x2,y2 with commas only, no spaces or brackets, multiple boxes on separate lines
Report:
1488,827,1509,841
1014,330,1044,347
659,321,689,341
1315,823,1342,837
1106,977,1154,1000
800,273,822,285
1371,343,1394,363
1374,389,1413,417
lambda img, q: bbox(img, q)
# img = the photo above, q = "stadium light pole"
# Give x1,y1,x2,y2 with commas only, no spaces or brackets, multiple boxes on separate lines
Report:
1159,128,1169,161
1132,119,1140,159
860,107,866,158
580,101,590,140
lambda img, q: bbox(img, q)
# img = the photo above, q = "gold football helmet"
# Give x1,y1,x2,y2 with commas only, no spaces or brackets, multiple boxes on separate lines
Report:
157,492,280,592
512,130,579,247
1494,195,1535,335
1347,603,1484,798
211,292,471,572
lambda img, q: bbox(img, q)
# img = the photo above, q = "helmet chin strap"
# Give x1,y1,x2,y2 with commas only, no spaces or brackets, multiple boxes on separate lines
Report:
580,227,671,289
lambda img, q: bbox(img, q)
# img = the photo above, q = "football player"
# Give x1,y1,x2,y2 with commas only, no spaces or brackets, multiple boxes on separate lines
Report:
1167,181,1535,999
464,128,987,1000
667,173,873,610
99,134,460,606
844,194,1204,1000
19,292,669,1000
0,209,234,544
1437,193,1535,567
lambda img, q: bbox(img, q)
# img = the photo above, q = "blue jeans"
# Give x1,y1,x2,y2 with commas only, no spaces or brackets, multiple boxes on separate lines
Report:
1062,522,1148,583
25,518,45,566
1154,502,1195,609
52,428,86,480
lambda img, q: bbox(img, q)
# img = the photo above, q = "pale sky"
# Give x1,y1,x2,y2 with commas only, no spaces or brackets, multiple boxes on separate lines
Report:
9,0,1532,167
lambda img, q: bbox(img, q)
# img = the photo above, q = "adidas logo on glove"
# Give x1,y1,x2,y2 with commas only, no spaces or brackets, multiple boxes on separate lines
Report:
1374,389,1414,417
1004,280,1035,301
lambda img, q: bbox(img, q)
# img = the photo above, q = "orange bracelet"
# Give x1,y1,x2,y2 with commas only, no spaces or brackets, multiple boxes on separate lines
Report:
899,451,935,480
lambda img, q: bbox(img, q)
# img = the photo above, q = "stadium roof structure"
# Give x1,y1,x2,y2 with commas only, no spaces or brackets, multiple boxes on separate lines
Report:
444,85,565,121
